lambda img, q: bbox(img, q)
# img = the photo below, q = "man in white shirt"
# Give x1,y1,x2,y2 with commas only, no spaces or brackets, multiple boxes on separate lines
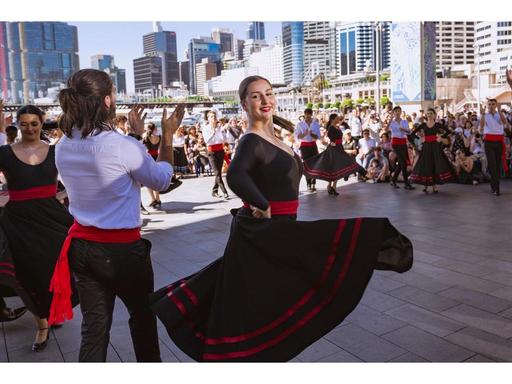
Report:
294,108,321,192
357,129,377,168
348,109,363,142
387,106,415,190
202,110,230,198
54,69,185,362
479,98,508,196
365,112,382,142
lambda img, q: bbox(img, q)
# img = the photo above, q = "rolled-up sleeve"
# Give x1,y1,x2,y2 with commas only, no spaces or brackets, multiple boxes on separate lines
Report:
121,137,173,191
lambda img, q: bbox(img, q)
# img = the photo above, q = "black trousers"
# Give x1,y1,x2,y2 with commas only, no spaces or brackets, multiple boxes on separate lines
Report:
300,145,319,186
207,150,228,194
484,140,503,192
0,297,5,310
69,238,161,362
392,144,410,184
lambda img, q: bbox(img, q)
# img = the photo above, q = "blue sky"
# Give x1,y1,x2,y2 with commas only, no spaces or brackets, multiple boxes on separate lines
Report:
70,22,282,94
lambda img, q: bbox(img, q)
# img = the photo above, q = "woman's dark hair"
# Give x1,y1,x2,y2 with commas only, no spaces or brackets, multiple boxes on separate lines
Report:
147,122,156,131
58,69,115,138
238,75,294,133
392,106,402,112
326,113,338,129
16,105,44,124
427,108,436,115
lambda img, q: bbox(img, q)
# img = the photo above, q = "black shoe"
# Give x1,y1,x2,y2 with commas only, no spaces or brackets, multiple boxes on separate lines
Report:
154,200,162,208
332,188,339,196
422,187,428,194
222,193,229,200
212,191,221,198
390,181,400,189
404,184,415,190
310,185,317,192
140,204,150,215
432,188,439,194
0,306,27,322
493,190,501,196
148,200,158,208
32,328,49,352
327,186,334,195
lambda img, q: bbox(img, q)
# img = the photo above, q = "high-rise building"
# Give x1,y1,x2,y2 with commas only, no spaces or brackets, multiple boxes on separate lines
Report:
179,61,190,90
247,22,265,41
91,54,127,94
211,28,234,55
436,21,475,72
475,21,512,84
243,39,268,61
303,22,333,83
248,44,285,85
0,21,79,103
336,22,391,78
234,39,245,61
133,24,178,94
188,37,221,94
195,58,218,97
282,22,304,87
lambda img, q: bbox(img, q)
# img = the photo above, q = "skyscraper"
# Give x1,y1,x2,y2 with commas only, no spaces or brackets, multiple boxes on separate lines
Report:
303,22,333,83
247,22,265,41
282,22,304,87
0,21,79,103
91,54,127,94
188,37,221,94
133,25,179,94
474,22,512,84
436,22,475,73
211,28,234,55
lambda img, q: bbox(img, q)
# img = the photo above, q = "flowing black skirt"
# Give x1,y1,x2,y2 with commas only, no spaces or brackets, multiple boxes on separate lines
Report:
174,147,189,168
303,145,365,182
0,198,76,318
410,141,455,186
150,208,413,362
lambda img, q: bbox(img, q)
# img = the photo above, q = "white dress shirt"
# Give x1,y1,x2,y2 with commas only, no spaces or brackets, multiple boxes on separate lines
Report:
483,112,504,135
389,119,410,138
56,128,173,229
295,119,321,142
202,124,230,146
349,116,363,137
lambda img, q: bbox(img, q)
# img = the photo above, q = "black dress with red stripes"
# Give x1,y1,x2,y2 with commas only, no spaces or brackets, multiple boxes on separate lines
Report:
0,145,75,318
303,125,365,182
150,133,413,362
410,123,455,186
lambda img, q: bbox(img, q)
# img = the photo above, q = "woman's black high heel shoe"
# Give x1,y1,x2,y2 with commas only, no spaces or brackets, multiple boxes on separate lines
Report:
331,188,339,196
154,200,162,209
423,187,428,194
32,328,49,352
327,186,334,195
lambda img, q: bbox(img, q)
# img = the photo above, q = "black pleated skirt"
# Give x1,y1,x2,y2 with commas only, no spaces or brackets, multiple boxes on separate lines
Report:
0,198,76,318
150,208,413,362
410,142,455,186
173,147,189,168
303,145,365,182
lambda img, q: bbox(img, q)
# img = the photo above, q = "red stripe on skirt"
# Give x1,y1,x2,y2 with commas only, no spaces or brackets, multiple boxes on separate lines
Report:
202,218,362,360
300,141,317,148
0,269,15,277
8,184,57,201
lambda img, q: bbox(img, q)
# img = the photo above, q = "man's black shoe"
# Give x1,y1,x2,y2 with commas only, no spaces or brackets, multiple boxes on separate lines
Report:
0,306,27,322
212,191,221,198
404,184,415,190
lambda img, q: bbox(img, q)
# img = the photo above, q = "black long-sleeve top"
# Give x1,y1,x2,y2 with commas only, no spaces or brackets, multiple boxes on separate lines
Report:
227,133,303,210
327,125,343,143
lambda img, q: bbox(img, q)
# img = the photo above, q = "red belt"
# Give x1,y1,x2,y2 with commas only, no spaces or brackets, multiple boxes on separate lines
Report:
424,135,437,143
148,149,159,156
8,184,57,201
48,220,141,325
300,141,317,148
208,144,224,152
391,138,407,146
334,139,343,145
242,200,299,216
484,134,508,173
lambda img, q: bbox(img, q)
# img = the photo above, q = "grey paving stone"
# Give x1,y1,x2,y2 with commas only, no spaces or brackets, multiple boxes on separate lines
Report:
440,304,512,338
389,352,428,362
0,326,8,362
482,271,512,287
295,337,343,362
445,327,512,362
156,327,194,362
367,273,406,293
8,340,64,362
63,344,121,362
359,288,407,312
464,354,497,362
120,345,179,362
499,306,512,319
388,270,454,293
324,323,406,362
432,259,499,278
477,259,512,274
385,304,466,337
316,349,363,362
344,304,407,336
438,286,512,314
382,326,474,362
388,285,460,312
489,286,512,301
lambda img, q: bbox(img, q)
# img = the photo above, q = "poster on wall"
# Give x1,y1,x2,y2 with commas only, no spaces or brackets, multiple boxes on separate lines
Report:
391,22,421,102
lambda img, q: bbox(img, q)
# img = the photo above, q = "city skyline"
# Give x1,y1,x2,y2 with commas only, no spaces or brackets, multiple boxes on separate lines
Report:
71,22,282,94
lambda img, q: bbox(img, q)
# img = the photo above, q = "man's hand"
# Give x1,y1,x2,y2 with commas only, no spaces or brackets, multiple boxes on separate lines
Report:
127,105,147,136
250,205,271,219
506,68,512,91
161,104,186,136
480,104,486,116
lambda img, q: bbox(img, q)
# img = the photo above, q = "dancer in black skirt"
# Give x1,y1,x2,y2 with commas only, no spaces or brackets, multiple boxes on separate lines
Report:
303,113,365,196
150,75,413,362
0,105,74,352
409,108,454,193
143,123,163,208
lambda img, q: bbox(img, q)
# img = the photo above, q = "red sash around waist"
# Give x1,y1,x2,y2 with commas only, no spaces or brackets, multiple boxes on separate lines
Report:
484,134,508,173
423,135,437,143
48,220,141,325
148,149,159,156
300,141,317,148
208,144,224,152
8,184,57,201
391,138,407,146
334,139,343,145
242,200,299,216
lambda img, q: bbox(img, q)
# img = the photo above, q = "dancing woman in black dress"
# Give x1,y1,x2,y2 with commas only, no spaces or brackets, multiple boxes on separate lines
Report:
0,105,74,351
303,113,365,196
409,108,454,193
149,76,413,362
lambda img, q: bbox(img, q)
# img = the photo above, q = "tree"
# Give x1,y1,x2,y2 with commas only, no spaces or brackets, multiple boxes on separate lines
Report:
334,100,342,110
341,98,354,109
356,98,365,106
306,102,313,109
380,73,390,82
324,102,332,109
365,97,375,106
380,96,390,107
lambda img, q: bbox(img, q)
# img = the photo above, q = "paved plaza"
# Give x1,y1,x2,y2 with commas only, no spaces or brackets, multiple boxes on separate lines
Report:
2,175,512,363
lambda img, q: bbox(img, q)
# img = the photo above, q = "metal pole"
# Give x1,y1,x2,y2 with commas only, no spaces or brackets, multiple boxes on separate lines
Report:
375,22,381,116
476,45,481,113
